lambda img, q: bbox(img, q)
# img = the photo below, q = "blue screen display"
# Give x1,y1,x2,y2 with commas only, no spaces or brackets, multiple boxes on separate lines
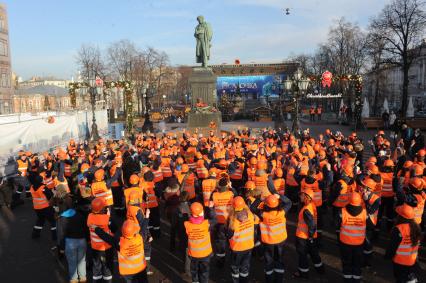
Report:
217,74,286,97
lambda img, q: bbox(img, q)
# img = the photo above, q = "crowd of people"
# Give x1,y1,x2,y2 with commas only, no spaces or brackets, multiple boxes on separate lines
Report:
0,125,425,283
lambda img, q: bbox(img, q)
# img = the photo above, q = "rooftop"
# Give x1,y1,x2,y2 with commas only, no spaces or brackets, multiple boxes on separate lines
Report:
17,85,68,96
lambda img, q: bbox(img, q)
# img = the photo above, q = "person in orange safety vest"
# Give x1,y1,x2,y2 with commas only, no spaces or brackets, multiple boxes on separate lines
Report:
294,189,324,279
87,197,114,283
385,204,421,283
185,202,214,283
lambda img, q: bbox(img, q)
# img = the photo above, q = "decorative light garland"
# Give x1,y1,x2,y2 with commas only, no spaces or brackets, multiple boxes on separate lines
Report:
68,80,135,133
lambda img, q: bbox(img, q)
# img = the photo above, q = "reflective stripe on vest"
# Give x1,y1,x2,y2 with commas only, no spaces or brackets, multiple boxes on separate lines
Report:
118,234,146,275
393,223,419,266
339,208,366,245
260,210,287,244
185,220,212,258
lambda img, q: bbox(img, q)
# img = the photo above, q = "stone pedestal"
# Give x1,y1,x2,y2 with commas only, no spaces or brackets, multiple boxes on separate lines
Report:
187,112,222,136
187,67,221,135
189,67,217,107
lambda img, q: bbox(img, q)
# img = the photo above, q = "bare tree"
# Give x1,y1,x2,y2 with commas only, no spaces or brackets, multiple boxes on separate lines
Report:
369,0,426,117
107,39,138,80
75,44,106,80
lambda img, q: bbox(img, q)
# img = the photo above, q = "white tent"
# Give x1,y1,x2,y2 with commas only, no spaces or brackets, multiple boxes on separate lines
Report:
406,96,415,118
383,98,389,114
361,98,370,118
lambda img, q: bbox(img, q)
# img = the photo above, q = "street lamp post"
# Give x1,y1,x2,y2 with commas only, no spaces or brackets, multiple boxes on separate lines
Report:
88,71,100,141
284,67,310,133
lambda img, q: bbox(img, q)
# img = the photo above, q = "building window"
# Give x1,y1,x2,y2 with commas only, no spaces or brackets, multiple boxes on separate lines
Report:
0,40,6,56
1,70,9,87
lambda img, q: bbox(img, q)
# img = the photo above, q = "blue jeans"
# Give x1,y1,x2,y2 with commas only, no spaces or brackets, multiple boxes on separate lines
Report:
65,238,87,281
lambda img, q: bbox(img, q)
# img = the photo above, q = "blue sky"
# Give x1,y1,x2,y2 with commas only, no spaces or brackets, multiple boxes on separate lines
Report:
5,0,390,80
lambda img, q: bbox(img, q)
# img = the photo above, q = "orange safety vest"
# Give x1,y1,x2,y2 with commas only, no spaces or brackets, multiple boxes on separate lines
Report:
54,177,70,192
246,167,256,181
184,219,213,258
183,173,196,200
260,210,287,244
365,193,380,226
413,194,425,224
397,170,411,189
161,159,173,178
91,181,114,206
230,162,244,180
196,167,209,179
229,211,255,252
17,159,29,176
202,178,217,206
333,180,355,207
340,207,366,246
30,185,49,210
286,168,299,187
153,169,164,183
380,172,394,198
274,178,285,196
317,107,322,114
144,182,158,209
296,203,317,239
123,186,144,208
118,233,146,275
212,191,234,224
110,165,120,188
301,178,322,207
87,213,112,251
393,223,419,266
310,108,315,114
188,162,197,170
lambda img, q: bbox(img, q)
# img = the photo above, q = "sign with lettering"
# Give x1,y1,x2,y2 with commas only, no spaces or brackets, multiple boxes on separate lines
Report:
306,93,342,99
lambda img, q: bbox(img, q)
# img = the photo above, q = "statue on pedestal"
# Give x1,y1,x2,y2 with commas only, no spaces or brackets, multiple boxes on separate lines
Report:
193,98,217,114
194,15,213,68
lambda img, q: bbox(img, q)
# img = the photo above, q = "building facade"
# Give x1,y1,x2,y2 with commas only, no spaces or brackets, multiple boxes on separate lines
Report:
363,43,426,116
0,4,13,114
12,85,71,113
18,76,71,89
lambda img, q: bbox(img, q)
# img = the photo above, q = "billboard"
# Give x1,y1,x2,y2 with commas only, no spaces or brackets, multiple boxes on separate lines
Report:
217,74,286,97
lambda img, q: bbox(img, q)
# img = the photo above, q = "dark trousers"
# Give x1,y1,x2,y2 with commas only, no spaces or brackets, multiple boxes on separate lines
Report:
340,243,363,282
393,262,417,283
213,223,227,264
122,269,148,283
263,242,285,283
13,176,30,199
231,250,252,283
363,226,375,265
32,207,57,240
295,237,323,275
317,113,321,121
378,196,395,231
189,255,211,283
92,249,113,282
310,114,315,121
148,206,161,238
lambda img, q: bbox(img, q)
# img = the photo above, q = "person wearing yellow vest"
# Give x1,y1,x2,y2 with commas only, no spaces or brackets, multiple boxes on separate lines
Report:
385,204,421,283
294,189,324,279
30,175,57,240
140,170,161,239
94,220,148,282
211,177,234,267
379,159,396,231
227,197,258,283
259,194,292,283
185,202,213,283
338,192,366,283
358,177,380,267
87,197,114,283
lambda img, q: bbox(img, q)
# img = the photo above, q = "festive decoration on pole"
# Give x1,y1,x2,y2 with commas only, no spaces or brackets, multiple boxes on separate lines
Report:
68,80,135,133
234,59,240,65
321,70,333,88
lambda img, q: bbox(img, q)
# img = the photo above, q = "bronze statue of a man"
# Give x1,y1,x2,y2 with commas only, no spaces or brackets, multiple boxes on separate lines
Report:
194,15,212,67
